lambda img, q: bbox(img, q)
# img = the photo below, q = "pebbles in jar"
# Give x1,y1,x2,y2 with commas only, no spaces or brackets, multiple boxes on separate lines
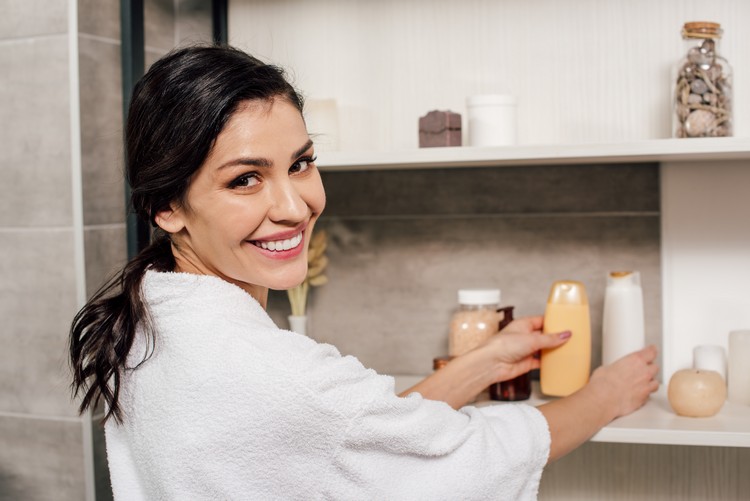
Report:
674,22,733,138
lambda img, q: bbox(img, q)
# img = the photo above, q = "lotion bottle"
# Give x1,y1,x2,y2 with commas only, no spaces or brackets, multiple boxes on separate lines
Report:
602,271,645,366
541,280,591,397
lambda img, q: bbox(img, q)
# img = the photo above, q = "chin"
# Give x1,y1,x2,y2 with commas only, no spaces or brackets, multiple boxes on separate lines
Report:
268,273,308,291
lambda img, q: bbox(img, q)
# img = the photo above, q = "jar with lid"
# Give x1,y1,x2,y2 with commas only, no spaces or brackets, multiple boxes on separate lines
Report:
449,289,503,357
673,21,733,138
447,289,529,401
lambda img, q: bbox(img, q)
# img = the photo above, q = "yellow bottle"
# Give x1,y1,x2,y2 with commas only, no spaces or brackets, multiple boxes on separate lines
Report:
541,280,591,397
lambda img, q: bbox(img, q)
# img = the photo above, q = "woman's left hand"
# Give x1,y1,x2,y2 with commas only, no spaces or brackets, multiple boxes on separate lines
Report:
477,316,571,384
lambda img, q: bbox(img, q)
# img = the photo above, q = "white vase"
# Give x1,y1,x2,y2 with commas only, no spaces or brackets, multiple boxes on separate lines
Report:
288,315,307,336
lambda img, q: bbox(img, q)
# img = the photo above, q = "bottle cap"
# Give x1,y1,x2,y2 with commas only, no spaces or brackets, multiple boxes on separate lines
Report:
546,280,588,306
466,94,516,107
607,270,641,287
458,289,501,306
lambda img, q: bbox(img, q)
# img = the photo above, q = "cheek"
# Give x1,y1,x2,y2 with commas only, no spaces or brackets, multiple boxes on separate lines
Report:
305,173,326,214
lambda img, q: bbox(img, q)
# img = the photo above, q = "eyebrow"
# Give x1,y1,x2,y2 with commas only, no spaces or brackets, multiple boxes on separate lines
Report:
217,138,314,170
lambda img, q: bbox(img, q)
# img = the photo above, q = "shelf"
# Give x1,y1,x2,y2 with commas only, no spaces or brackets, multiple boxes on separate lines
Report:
393,376,750,448
317,137,750,171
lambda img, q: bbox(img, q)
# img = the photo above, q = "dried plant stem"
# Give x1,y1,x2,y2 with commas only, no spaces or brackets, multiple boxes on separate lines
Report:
287,282,309,316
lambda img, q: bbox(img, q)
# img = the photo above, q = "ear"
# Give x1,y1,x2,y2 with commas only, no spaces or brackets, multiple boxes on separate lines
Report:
154,204,186,234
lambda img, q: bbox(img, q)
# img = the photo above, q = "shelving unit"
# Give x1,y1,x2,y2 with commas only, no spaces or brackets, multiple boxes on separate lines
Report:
317,137,750,172
394,376,750,448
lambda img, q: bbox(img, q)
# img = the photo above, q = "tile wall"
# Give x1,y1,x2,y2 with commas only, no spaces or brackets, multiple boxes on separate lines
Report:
0,1,84,499
0,1,211,499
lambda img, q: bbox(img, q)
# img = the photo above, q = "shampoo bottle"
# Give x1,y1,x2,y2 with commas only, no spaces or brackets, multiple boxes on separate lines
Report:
602,271,645,366
541,280,591,397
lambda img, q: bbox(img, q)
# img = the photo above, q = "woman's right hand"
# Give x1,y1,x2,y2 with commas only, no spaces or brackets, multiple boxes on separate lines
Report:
588,345,660,420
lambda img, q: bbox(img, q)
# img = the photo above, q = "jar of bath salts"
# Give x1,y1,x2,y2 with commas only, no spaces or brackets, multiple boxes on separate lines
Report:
449,289,502,357
673,21,733,138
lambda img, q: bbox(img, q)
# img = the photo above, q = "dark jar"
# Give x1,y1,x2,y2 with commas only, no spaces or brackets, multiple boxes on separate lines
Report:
489,306,532,401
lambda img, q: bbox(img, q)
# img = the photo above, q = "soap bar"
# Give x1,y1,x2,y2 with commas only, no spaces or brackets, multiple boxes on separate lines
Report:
419,110,461,147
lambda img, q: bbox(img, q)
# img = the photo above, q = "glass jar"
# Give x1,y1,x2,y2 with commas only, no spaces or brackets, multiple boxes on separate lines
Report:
673,22,733,138
448,289,502,357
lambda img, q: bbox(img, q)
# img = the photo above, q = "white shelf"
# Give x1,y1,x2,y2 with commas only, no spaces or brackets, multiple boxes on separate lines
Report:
394,376,750,448
317,137,750,171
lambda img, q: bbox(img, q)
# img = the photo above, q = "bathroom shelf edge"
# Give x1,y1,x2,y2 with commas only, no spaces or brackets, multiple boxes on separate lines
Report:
317,137,750,171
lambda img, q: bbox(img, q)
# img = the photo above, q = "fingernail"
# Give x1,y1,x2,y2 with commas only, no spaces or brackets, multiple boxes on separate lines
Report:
558,331,572,340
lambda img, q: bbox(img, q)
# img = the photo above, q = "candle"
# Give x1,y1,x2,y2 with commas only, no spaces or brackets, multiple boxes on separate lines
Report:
693,345,727,380
728,330,750,405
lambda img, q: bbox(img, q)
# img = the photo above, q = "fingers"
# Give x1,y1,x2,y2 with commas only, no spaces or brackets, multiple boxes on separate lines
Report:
534,330,572,350
525,315,544,331
503,315,544,334
636,344,658,363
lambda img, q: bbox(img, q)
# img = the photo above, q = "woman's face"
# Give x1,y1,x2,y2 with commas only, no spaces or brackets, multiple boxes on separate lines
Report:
156,98,326,302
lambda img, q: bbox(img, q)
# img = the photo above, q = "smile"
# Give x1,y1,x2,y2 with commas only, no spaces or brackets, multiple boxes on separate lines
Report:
252,232,303,252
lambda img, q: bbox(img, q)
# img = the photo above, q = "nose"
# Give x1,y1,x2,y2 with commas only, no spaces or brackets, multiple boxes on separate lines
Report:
267,178,308,224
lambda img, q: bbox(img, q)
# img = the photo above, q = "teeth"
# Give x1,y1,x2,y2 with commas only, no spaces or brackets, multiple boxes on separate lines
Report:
256,233,303,252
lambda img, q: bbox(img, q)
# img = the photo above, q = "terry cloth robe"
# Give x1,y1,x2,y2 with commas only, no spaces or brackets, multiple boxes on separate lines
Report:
104,270,551,500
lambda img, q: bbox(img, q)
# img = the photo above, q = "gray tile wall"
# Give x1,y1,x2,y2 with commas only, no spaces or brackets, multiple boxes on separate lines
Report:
1,1,204,499
0,1,87,499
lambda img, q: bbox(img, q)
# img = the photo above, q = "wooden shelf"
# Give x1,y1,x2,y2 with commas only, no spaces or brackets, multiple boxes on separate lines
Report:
393,377,750,448
317,137,750,172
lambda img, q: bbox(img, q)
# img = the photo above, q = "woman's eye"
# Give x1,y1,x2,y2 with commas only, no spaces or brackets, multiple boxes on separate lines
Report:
229,173,260,189
290,155,317,174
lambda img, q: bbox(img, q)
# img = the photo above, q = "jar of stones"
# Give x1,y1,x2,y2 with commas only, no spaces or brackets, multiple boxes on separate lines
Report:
673,22,732,138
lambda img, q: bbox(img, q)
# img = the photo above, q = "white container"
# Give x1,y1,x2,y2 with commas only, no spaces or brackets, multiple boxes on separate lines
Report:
728,330,750,405
602,271,645,366
303,98,339,152
466,94,517,147
693,344,727,381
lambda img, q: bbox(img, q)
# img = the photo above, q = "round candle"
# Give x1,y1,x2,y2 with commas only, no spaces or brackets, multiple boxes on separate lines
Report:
693,344,727,381
728,330,750,405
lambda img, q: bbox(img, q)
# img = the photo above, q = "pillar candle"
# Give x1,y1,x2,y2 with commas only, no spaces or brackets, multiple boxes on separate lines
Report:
693,344,727,380
728,330,750,405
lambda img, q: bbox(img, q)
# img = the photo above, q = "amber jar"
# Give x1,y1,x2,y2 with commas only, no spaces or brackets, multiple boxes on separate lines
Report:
489,306,531,401
673,21,733,138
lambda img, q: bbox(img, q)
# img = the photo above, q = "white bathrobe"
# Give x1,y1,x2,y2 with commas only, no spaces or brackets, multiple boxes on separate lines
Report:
105,270,550,500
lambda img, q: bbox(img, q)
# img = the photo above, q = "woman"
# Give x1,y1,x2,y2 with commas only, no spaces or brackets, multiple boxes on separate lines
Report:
70,45,658,500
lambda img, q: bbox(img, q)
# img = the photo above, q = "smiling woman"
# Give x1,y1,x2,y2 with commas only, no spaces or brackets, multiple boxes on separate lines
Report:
155,99,325,303
68,45,658,501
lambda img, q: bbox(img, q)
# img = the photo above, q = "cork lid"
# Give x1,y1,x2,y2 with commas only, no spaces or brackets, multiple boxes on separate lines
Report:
682,21,723,39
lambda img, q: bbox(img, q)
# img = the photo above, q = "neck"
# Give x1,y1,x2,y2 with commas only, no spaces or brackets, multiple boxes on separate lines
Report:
170,243,269,309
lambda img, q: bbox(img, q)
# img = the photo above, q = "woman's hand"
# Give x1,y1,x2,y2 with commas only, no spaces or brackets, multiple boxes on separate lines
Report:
538,345,659,462
478,316,571,384
398,315,571,409
586,345,660,419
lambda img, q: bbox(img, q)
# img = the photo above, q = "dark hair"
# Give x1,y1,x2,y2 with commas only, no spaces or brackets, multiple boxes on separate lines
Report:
69,45,304,423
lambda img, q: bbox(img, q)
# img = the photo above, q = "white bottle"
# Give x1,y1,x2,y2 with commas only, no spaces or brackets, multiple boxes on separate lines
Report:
602,271,645,366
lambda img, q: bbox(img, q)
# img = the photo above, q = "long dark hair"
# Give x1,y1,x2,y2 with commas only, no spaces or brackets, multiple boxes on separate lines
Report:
69,45,304,423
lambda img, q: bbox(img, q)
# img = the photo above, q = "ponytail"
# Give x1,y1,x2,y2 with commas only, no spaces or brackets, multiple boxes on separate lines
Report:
69,235,174,423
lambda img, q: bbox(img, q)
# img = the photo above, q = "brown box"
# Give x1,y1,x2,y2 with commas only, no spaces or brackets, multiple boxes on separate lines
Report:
419,110,462,147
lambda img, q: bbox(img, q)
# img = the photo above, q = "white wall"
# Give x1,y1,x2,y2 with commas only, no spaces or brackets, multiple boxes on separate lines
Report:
662,160,750,382
229,0,748,151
